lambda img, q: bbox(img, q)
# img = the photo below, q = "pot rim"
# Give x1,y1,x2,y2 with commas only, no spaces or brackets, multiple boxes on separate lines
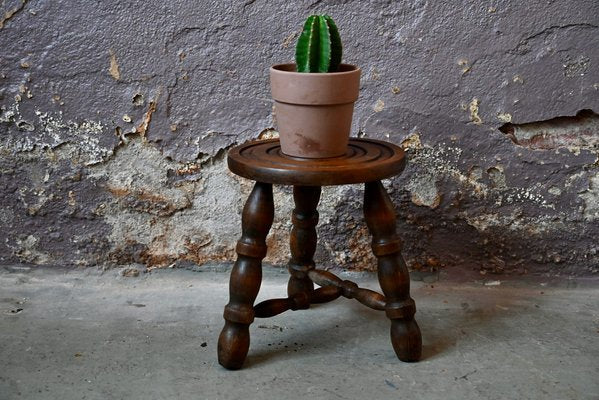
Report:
271,63,360,76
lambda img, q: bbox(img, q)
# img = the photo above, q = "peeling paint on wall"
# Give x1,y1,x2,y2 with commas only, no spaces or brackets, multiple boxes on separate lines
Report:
501,110,599,152
0,0,598,277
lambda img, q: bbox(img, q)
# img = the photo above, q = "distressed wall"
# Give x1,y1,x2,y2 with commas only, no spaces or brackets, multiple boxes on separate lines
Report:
1,0,598,277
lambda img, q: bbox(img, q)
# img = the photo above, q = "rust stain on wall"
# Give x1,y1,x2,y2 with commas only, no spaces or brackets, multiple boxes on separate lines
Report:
136,98,158,137
108,49,121,80
107,185,192,216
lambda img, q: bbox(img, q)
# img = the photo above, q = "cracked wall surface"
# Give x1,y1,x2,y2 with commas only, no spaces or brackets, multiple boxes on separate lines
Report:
1,0,598,277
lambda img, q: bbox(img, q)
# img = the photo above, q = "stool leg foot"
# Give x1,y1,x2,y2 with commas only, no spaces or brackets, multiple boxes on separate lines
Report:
218,182,274,370
218,322,250,370
364,181,422,362
391,318,422,362
288,186,321,302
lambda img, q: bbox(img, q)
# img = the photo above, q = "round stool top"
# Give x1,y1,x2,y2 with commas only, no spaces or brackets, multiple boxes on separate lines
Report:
227,138,406,186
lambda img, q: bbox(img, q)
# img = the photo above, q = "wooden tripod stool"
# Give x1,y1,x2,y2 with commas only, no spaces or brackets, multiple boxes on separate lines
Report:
218,138,422,370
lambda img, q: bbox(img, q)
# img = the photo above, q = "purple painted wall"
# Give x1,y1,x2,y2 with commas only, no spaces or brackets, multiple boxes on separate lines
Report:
1,0,598,276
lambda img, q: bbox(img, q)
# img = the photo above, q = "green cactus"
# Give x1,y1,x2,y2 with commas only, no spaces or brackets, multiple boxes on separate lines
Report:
295,15,342,73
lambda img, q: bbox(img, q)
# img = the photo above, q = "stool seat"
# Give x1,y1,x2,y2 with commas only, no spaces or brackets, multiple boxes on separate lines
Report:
227,138,406,186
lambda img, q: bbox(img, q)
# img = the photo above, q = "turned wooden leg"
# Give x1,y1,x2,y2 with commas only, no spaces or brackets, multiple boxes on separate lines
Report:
364,181,422,362
287,186,321,307
218,181,274,370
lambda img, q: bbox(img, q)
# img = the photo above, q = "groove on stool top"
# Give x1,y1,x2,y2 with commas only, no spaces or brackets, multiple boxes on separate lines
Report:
227,138,406,186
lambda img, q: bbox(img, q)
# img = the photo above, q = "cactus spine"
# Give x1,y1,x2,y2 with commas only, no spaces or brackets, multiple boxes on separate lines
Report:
295,15,342,73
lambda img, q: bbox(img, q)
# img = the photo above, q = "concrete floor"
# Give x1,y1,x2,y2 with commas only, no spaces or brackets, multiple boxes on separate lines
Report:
0,265,597,400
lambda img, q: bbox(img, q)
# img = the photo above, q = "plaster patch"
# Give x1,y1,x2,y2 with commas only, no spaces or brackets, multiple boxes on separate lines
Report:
373,99,385,113
97,141,253,267
548,186,562,196
464,212,569,235
487,166,507,189
35,111,108,164
12,234,51,264
0,208,14,225
468,166,483,182
1,100,110,164
497,112,512,123
132,94,144,106
563,55,590,78
407,174,441,209
407,143,550,208
580,172,599,220
400,132,422,150
468,98,482,124
457,58,470,75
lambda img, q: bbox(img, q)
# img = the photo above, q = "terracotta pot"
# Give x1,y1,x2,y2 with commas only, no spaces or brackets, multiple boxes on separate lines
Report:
270,63,361,158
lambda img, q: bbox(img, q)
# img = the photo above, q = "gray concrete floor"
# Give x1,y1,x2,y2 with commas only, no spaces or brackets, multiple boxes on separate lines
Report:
0,265,598,400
